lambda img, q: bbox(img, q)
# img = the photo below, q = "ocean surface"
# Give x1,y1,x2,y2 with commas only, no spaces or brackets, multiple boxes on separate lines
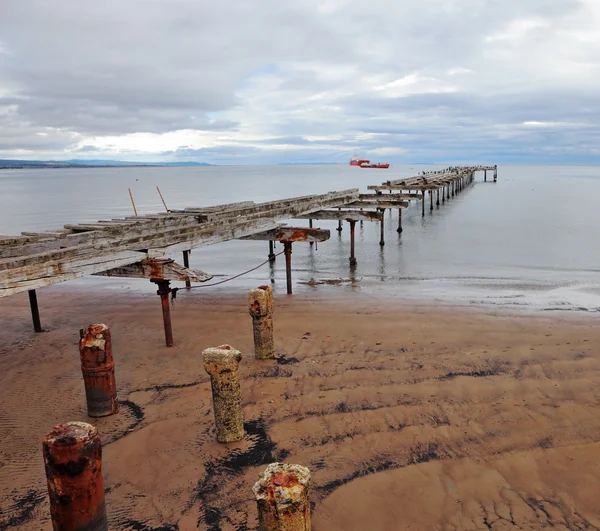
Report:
1,164,600,312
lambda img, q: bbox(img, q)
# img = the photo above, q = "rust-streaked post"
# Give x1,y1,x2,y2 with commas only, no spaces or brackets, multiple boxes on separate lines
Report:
152,279,173,347
253,463,311,531
183,250,191,289
28,289,43,332
397,208,402,233
349,220,357,265
269,241,276,263
249,286,275,359
79,324,118,417
203,345,244,443
421,190,425,216
43,422,108,531
284,242,293,295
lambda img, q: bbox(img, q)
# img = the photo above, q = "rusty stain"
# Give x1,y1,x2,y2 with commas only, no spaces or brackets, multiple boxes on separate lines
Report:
43,422,108,531
79,324,118,417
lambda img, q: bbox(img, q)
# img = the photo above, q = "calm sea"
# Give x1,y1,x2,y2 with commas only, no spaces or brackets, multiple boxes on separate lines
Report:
1,164,599,312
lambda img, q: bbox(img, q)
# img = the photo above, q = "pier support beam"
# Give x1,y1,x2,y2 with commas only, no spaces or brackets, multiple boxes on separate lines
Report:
447,185,450,200
268,241,276,263
349,220,357,266
493,166,497,182
484,170,487,182
337,208,342,232
436,189,440,206
442,187,446,203
28,289,43,332
284,242,293,294
309,219,314,246
379,209,385,246
182,250,191,289
421,190,425,216
429,191,433,211
152,279,173,347
397,208,403,233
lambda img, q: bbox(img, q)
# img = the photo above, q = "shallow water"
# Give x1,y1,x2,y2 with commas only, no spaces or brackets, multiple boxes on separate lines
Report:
1,164,599,311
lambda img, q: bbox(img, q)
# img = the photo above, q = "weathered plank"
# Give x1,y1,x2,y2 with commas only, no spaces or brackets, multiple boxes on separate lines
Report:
93,258,212,282
240,227,330,242
295,210,383,221
344,201,410,209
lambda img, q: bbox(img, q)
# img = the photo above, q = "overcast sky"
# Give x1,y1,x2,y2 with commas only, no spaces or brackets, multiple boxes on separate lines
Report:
1,0,599,164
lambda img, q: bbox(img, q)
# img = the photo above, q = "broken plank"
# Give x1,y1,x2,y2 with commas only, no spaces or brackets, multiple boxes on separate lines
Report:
240,227,330,243
295,210,383,222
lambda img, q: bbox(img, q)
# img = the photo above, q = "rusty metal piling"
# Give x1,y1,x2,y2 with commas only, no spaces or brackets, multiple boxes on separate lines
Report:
43,422,108,531
284,242,293,295
253,463,311,531
349,220,357,265
79,324,119,417
269,241,276,262
152,279,173,347
249,286,275,359
182,250,191,289
203,345,244,442
28,289,43,332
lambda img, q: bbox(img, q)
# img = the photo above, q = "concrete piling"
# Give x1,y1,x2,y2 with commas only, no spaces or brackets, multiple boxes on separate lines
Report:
397,208,402,233
79,324,119,418
249,286,275,359
379,209,385,246
43,422,108,531
349,220,357,265
436,189,440,206
421,190,425,216
203,345,244,443
429,190,433,211
253,463,311,531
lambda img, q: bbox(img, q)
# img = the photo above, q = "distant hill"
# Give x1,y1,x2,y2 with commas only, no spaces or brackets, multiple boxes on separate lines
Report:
0,159,213,169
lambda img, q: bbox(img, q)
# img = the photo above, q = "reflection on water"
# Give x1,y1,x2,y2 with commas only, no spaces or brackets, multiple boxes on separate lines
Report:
1,164,600,311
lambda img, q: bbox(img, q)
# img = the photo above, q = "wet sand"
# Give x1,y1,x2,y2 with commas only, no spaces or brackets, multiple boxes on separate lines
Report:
1,287,600,530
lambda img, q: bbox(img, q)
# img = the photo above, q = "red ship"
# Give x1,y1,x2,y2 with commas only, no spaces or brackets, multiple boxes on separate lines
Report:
349,156,370,166
360,162,390,169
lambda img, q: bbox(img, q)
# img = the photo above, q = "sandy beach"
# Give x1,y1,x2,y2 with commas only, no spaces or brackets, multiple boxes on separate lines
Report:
1,286,600,530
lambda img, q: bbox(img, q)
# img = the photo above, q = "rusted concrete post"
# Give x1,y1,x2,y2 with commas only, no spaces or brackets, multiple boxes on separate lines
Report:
379,209,385,246
249,286,275,359
253,463,311,531
28,289,43,332
421,190,425,216
349,220,357,265
79,324,119,417
269,241,276,263
203,345,244,443
151,279,174,347
182,250,191,289
283,242,293,295
43,422,108,531
397,208,402,233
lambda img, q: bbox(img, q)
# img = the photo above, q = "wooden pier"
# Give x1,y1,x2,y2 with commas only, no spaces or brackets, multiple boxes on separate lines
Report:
0,165,496,343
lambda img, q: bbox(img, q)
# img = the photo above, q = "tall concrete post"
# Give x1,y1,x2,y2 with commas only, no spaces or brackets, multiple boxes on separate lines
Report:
253,463,311,531
203,345,244,443
249,286,275,359
43,422,108,531
79,324,119,417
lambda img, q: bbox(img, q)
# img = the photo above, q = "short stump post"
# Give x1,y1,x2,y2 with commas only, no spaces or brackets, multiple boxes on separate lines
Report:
43,422,108,531
249,286,275,359
253,463,311,531
203,345,244,443
79,324,119,418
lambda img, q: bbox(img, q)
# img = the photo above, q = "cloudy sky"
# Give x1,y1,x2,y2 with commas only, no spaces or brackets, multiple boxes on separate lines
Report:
1,0,599,164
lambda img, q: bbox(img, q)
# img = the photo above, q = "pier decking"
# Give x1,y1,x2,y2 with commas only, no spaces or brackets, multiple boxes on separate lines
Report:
0,165,496,342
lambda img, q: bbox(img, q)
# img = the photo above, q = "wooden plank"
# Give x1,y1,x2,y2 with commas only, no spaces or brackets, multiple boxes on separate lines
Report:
359,193,421,200
240,227,330,242
0,250,147,297
93,259,212,282
344,201,410,209
295,210,383,221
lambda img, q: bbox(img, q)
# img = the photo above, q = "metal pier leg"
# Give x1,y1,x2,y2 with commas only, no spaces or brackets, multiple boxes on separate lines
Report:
153,280,173,347
284,241,293,294
379,209,385,246
397,208,403,233
349,220,357,266
268,241,276,262
182,250,191,289
28,289,43,332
